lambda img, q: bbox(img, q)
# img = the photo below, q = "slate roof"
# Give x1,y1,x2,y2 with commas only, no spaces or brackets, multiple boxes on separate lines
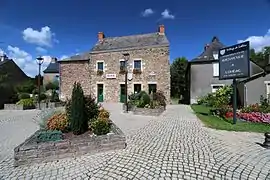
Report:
59,53,90,62
91,33,169,52
43,62,59,73
191,36,225,62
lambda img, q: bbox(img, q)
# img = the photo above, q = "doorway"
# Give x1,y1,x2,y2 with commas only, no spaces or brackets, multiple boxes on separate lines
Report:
97,84,104,102
120,84,126,103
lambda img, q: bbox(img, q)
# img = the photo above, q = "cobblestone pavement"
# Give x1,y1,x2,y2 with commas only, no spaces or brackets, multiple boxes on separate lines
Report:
0,105,270,180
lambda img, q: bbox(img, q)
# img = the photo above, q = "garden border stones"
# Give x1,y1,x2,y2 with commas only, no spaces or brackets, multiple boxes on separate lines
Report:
14,122,126,167
133,106,165,116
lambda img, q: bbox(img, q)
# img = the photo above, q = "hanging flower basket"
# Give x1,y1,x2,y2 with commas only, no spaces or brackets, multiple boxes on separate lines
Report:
133,68,142,74
97,70,104,75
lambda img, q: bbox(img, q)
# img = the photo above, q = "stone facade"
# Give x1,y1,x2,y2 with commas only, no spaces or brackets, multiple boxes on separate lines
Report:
43,72,59,86
59,61,92,100
59,47,170,102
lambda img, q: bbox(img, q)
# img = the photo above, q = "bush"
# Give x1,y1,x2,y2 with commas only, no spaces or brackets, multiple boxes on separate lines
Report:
45,82,59,91
91,120,110,135
16,98,35,107
37,130,63,143
153,91,166,107
19,93,30,100
70,82,87,135
50,90,59,102
39,109,60,129
84,95,99,121
98,108,110,121
40,93,47,101
47,113,69,132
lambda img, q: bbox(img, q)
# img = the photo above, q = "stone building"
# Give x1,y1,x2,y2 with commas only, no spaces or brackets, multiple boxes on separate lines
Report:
59,25,170,102
43,57,59,86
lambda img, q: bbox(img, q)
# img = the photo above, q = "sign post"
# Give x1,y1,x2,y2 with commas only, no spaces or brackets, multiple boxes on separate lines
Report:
219,41,250,124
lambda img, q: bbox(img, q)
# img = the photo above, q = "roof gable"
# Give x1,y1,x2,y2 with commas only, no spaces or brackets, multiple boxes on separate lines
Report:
191,36,225,62
91,33,169,52
43,62,59,73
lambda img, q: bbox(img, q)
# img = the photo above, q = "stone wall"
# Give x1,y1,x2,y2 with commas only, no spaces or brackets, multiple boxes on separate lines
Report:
132,106,165,116
59,60,92,101
59,46,171,102
4,104,35,110
14,123,126,167
43,73,59,87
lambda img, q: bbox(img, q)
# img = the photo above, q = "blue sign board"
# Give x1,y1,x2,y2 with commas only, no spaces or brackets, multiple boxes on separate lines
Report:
219,41,250,80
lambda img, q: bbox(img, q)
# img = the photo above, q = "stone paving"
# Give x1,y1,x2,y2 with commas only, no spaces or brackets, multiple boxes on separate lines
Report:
0,104,270,180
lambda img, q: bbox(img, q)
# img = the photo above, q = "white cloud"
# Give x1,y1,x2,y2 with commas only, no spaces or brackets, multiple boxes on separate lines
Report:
36,46,47,54
22,26,58,47
60,55,69,60
4,46,52,77
237,29,270,52
161,9,175,19
142,8,154,17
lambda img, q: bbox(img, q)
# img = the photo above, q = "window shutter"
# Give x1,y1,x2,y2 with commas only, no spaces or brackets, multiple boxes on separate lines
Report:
213,63,219,77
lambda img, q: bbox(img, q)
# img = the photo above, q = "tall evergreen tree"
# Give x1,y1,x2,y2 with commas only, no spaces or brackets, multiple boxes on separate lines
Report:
70,82,87,135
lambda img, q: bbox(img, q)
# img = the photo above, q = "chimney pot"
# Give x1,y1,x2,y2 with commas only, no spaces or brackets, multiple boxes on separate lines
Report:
158,25,165,35
204,44,210,51
98,32,104,41
51,57,57,63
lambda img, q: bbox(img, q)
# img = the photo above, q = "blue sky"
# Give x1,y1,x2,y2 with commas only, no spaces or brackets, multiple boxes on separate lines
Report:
1,0,270,77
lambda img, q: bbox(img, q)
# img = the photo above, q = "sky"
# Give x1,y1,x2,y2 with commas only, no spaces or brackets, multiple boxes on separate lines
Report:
1,0,270,77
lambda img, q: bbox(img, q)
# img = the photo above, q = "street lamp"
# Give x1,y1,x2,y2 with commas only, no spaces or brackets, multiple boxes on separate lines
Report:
123,53,130,113
36,56,44,110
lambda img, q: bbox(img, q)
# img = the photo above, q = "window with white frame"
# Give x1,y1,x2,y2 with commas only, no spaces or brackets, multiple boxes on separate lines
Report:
213,63,219,77
211,84,224,93
133,60,142,70
97,61,104,71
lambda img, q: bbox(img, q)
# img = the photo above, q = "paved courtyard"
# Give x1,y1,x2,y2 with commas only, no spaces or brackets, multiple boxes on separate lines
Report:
0,104,270,180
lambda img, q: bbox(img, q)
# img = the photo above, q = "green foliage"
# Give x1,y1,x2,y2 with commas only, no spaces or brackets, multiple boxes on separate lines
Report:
40,93,47,101
50,90,60,102
70,82,87,135
16,98,35,107
18,93,30,100
84,95,99,121
197,86,233,108
45,82,59,91
39,109,60,130
15,80,35,94
91,120,111,135
37,130,63,143
170,57,188,99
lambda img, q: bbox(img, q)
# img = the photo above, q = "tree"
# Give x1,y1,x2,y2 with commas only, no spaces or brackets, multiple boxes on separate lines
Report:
15,80,35,94
70,82,87,135
250,46,270,69
170,57,188,99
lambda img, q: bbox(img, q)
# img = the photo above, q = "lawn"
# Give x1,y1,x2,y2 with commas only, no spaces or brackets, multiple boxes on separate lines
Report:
191,104,270,133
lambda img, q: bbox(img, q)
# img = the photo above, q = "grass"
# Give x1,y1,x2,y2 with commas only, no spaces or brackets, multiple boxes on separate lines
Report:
191,104,270,133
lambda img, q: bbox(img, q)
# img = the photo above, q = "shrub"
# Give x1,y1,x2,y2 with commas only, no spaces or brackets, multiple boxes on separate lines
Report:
39,109,60,129
50,90,60,102
98,108,110,121
19,93,30,100
91,120,110,135
40,93,47,101
153,91,167,107
47,113,69,132
70,82,87,135
16,98,35,107
37,130,63,143
241,104,261,113
65,99,72,121
84,95,99,121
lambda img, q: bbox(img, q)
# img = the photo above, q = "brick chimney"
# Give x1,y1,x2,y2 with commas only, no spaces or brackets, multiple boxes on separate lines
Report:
98,32,105,41
204,44,210,51
51,57,57,63
158,25,165,35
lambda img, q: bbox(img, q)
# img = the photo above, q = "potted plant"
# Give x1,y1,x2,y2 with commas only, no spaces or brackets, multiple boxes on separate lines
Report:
133,68,142,74
97,69,104,75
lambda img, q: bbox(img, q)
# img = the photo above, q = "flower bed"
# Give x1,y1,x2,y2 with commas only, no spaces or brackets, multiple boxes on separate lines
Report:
14,82,126,167
14,122,125,167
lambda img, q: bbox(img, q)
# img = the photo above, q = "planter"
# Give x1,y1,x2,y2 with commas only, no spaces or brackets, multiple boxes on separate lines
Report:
14,122,126,167
4,104,35,110
132,106,165,116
